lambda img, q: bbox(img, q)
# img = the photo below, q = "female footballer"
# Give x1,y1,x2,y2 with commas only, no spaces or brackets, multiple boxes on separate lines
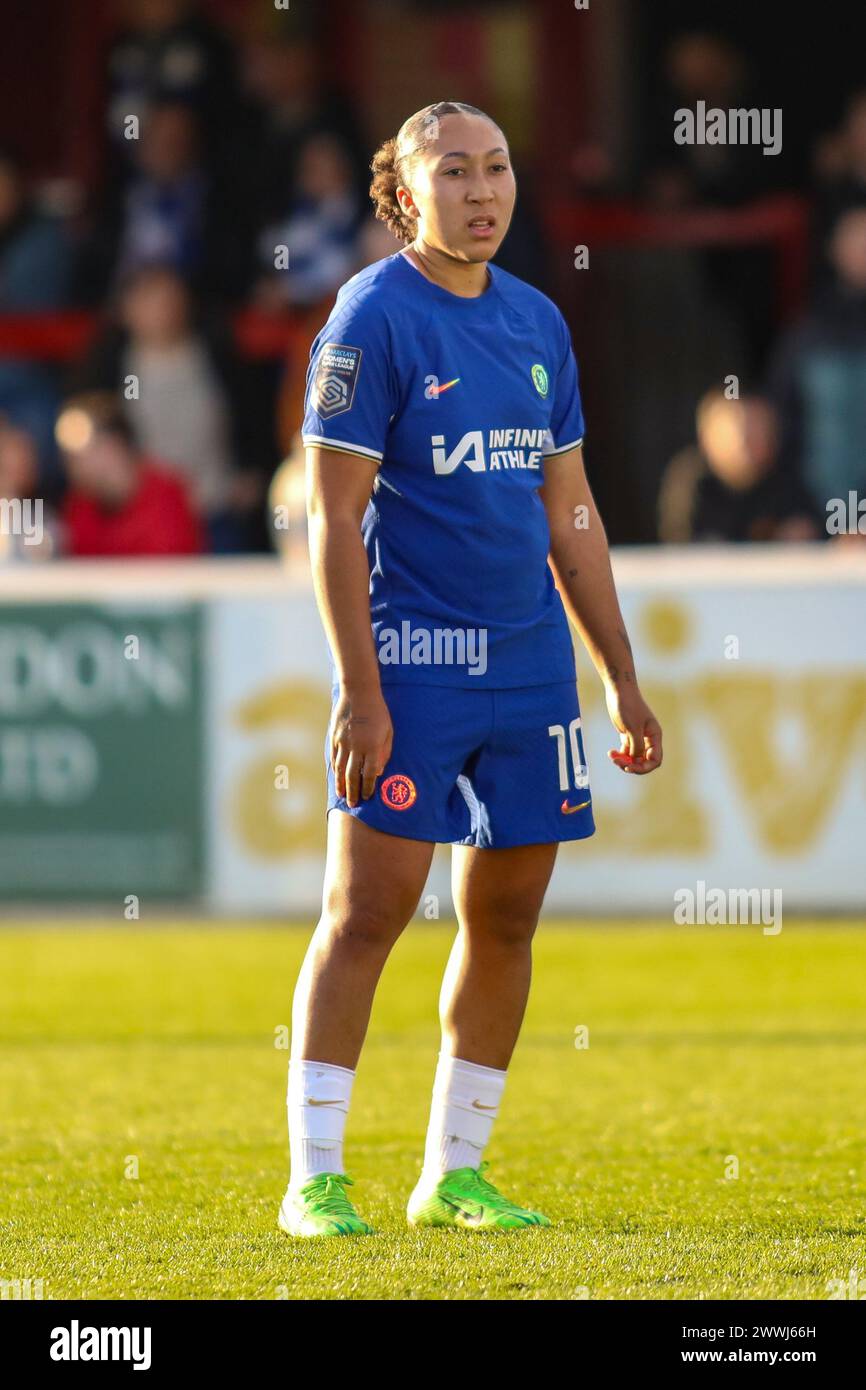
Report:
280,101,662,1237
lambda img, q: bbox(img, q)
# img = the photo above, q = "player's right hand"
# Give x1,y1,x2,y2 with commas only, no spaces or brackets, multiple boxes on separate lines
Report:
331,687,394,807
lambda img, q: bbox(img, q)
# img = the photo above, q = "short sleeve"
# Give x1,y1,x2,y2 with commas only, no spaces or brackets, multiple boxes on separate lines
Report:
543,311,585,456
301,294,398,462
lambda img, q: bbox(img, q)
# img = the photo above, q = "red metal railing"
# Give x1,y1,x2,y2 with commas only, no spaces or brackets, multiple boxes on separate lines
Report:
545,194,811,318
0,196,812,362
0,308,311,362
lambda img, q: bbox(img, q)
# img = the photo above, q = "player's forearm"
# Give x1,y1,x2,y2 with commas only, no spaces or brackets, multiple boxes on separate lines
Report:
307,515,382,692
548,508,637,690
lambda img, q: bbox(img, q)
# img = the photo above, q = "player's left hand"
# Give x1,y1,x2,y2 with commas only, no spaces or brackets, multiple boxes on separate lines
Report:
605,683,663,774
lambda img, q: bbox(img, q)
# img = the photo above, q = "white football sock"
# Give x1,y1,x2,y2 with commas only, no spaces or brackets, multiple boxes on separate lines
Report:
420,1052,507,1183
287,1058,355,1189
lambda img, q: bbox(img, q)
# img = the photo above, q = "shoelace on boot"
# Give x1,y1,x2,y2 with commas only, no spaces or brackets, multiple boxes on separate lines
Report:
462,1161,510,1204
462,1161,538,1216
300,1172,357,1217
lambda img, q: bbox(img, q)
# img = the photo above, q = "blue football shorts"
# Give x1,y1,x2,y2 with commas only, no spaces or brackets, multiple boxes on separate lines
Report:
325,680,595,848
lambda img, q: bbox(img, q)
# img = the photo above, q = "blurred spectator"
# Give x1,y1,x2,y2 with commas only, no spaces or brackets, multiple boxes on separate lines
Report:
105,0,238,168
638,31,784,374
813,89,866,212
639,32,773,208
769,207,866,516
80,102,247,300
0,417,58,561
70,263,268,551
812,90,866,281
115,103,205,281
235,29,367,241
0,147,72,480
255,133,364,310
57,390,203,556
658,391,819,543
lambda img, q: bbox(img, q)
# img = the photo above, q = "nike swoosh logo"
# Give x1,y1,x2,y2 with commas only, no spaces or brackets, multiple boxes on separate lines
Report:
561,798,591,815
433,377,460,396
471,1100,497,1110
307,1098,343,1106
440,1195,484,1225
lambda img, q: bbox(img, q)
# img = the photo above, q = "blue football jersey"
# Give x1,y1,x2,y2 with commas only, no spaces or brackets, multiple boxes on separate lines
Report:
302,251,585,687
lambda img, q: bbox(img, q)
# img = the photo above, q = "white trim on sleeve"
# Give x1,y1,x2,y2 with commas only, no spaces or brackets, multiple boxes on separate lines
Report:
543,436,584,457
302,434,384,461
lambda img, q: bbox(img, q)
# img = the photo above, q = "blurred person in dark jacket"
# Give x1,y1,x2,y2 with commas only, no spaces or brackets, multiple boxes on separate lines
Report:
80,102,247,301
57,391,203,557
70,263,268,552
769,206,866,517
0,148,72,482
658,390,818,543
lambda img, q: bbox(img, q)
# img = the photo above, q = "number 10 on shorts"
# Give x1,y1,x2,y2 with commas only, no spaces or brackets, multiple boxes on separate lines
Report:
548,719,590,791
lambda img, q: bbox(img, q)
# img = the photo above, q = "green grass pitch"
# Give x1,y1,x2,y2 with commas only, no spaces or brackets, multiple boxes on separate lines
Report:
1,921,864,1300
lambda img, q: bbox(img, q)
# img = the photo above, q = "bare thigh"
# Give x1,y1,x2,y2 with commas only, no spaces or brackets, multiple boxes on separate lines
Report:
450,841,559,942
321,810,436,948
291,814,437,1065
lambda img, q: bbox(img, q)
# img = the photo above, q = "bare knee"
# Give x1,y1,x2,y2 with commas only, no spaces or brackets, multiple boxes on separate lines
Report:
319,889,411,955
460,895,541,948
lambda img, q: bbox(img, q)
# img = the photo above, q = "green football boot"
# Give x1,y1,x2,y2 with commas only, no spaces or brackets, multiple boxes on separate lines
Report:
278,1172,373,1237
407,1160,551,1230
